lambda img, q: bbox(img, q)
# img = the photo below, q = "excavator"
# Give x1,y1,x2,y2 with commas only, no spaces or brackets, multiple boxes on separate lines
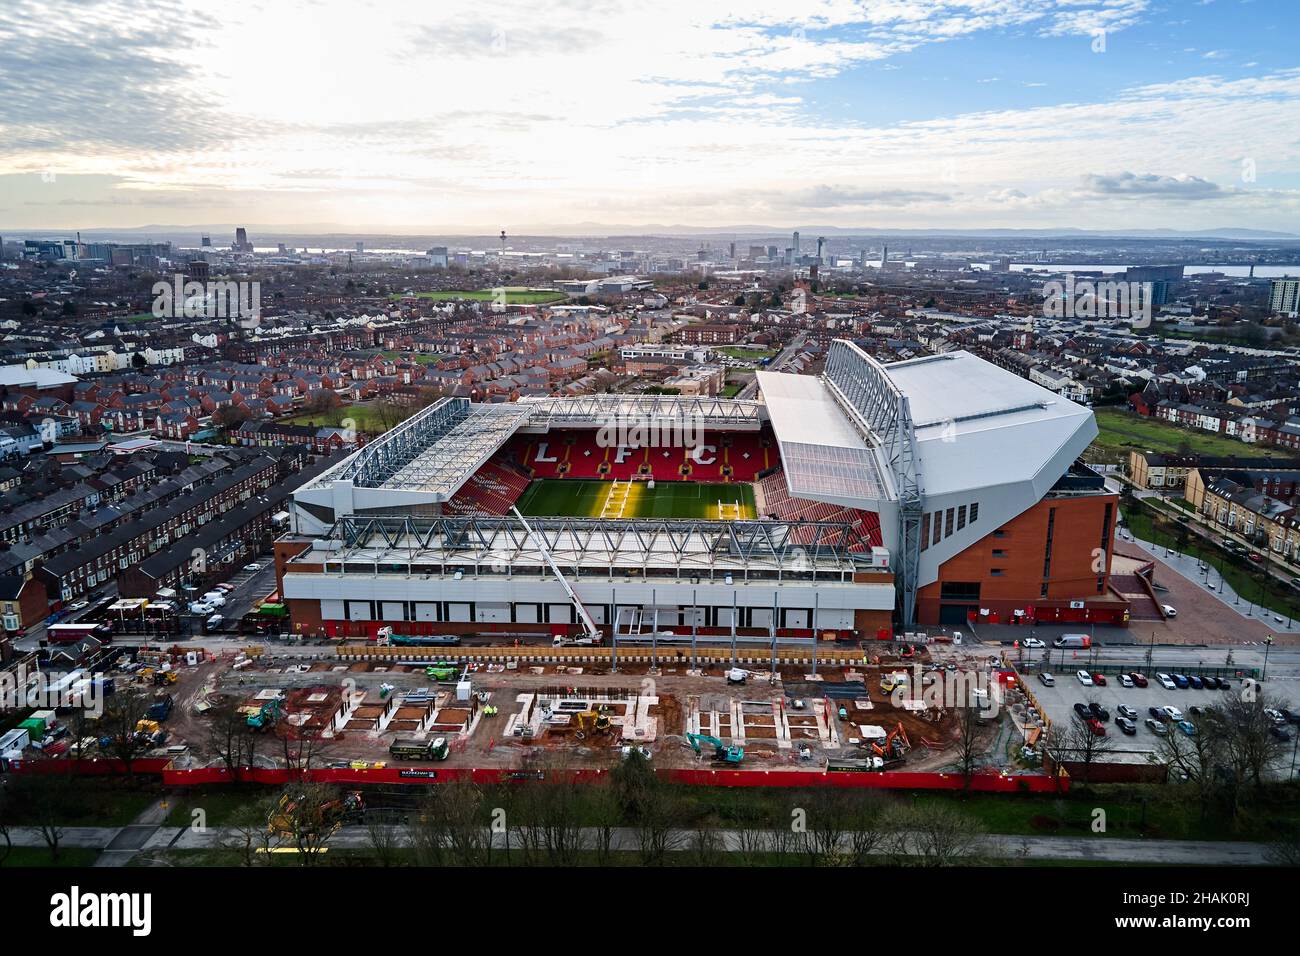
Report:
246,695,285,731
870,721,911,761
686,732,744,764
572,706,612,740
425,664,459,681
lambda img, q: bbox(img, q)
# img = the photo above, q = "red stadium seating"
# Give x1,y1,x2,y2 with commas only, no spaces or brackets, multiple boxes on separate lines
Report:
758,469,882,549
444,459,532,516
511,428,776,483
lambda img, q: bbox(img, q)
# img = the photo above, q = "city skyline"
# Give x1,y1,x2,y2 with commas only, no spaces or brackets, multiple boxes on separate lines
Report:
1,0,1298,232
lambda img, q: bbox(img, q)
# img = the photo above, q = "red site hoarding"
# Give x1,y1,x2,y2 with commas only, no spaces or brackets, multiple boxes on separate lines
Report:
9,758,1066,793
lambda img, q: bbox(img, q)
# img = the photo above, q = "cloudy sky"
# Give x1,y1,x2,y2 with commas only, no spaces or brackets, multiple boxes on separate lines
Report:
1,0,1298,233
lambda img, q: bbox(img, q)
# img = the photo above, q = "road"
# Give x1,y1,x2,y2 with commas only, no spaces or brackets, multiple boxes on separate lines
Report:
2,824,1274,865
735,333,806,399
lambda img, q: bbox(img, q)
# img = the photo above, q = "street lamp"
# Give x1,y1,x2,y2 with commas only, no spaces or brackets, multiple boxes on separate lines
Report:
1262,634,1273,681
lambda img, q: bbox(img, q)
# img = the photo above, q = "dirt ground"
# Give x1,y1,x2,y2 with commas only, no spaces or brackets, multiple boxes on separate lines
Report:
112,645,1019,776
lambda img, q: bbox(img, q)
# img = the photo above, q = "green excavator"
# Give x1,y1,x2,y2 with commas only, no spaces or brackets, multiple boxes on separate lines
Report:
686,732,744,764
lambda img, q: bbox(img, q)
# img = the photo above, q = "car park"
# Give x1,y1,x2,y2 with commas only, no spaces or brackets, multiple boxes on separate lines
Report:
1076,670,1093,686
1116,716,1137,735
1145,718,1168,735
1156,673,1176,690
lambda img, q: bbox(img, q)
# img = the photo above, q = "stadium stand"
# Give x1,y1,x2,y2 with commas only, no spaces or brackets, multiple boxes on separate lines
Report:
444,459,532,516
511,429,775,483
759,469,883,550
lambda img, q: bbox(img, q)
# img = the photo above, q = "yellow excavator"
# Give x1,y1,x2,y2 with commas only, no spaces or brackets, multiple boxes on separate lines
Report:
572,706,612,740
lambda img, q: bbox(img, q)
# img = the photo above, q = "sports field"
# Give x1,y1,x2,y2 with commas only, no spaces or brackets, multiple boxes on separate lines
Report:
516,478,756,520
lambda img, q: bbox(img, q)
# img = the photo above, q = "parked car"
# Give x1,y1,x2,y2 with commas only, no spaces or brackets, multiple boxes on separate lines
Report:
1117,705,1137,720
244,563,263,572
1088,702,1110,722
1171,673,1190,689
1162,604,1178,618
1188,675,1204,689
1084,718,1106,737
1162,705,1184,722
1038,672,1056,687
1176,720,1197,737
1022,637,1045,648
1116,716,1137,735
1270,726,1293,742
1280,709,1300,724
1129,672,1149,688
1145,718,1168,735
1148,707,1169,722
1264,708,1286,724
1091,673,1107,686
1076,670,1093,686
1248,551,1264,562
1074,703,1093,719
1119,674,1134,688
1156,673,1176,690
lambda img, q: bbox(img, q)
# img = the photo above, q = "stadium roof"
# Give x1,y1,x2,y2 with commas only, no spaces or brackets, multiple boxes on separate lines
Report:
758,348,1097,505
519,393,763,431
884,351,1097,499
756,371,888,502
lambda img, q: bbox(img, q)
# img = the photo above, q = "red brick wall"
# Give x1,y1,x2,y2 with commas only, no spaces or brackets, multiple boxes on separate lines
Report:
917,493,1117,625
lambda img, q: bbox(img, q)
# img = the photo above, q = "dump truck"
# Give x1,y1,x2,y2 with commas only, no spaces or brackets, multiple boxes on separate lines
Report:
146,693,174,721
389,737,450,761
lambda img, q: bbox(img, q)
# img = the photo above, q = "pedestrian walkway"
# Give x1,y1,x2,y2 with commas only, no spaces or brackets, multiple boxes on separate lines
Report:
92,796,175,868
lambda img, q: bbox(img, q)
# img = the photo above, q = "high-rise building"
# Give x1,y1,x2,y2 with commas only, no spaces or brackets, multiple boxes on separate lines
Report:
816,236,826,264
233,227,252,252
791,231,800,263
1270,278,1300,315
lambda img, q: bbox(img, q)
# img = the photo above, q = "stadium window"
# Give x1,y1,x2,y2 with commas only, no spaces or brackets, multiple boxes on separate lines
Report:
944,509,955,537
932,514,942,546
940,581,980,600
990,568,1004,576
969,502,979,524
957,505,966,530
920,514,930,551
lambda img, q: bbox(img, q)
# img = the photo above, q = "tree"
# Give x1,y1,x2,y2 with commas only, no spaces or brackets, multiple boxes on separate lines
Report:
954,704,984,793
218,797,277,867
881,802,983,866
267,782,354,866
0,782,12,867
97,687,156,780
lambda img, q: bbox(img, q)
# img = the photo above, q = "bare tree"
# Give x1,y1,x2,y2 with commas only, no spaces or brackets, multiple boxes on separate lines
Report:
954,704,983,793
635,792,687,865
11,772,77,862
585,783,622,866
218,798,277,867
881,802,983,867
96,686,155,780
267,782,354,866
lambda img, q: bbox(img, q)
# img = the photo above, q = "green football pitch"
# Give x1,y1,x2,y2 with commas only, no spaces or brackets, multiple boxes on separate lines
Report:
516,478,756,520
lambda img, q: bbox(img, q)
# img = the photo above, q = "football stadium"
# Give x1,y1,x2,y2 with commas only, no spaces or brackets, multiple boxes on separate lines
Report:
279,340,1127,645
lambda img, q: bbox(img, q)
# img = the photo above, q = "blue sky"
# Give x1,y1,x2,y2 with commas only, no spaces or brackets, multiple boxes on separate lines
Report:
1,0,1297,232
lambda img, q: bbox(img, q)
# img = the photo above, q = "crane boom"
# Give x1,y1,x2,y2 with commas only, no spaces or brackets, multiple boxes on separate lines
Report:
511,506,601,641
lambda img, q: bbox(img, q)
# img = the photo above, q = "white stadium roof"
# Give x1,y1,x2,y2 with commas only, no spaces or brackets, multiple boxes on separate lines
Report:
885,352,1097,499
